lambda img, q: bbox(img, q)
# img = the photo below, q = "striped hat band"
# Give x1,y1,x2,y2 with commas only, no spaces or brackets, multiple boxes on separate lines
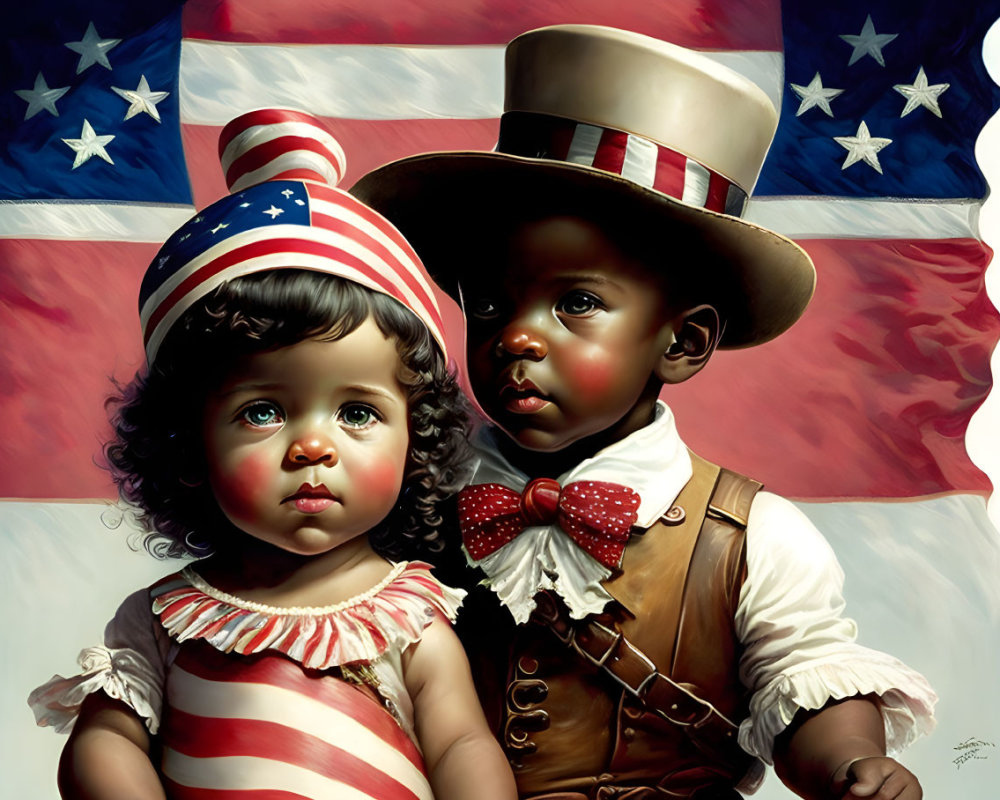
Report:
138,109,446,363
498,111,749,218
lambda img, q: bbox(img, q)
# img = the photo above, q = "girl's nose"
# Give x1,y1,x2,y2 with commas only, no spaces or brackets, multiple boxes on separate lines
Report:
287,433,338,465
497,326,548,359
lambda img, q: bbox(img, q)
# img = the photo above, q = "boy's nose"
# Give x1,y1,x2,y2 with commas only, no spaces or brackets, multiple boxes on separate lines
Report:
287,433,338,465
497,327,548,359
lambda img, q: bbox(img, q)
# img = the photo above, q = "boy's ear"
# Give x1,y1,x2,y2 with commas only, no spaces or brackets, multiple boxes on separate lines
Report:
656,305,721,385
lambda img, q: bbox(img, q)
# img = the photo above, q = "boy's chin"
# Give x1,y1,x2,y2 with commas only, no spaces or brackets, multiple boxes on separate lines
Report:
490,418,592,456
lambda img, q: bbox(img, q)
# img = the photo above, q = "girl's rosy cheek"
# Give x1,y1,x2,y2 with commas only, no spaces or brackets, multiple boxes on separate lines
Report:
212,452,274,519
354,451,406,504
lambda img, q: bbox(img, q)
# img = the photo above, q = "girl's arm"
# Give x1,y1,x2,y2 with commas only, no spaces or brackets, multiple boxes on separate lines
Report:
58,692,166,800
404,616,517,800
772,694,922,800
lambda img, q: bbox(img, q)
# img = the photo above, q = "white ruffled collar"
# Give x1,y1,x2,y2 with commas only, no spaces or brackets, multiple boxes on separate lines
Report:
150,561,464,671
465,401,693,623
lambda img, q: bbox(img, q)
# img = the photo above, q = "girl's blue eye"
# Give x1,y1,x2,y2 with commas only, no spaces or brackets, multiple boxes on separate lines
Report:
341,404,378,428
557,290,602,316
240,402,283,427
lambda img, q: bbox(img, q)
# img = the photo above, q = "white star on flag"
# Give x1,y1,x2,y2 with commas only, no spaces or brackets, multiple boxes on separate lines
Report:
894,66,950,118
61,120,115,169
263,205,285,219
839,15,898,67
834,120,892,174
211,223,230,234
111,76,171,122
790,73,844,117
64,22,121,74
15,72,70,120
281,189,295,198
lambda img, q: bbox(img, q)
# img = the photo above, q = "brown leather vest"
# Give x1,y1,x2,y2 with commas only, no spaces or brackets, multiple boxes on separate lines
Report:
457,454,761,799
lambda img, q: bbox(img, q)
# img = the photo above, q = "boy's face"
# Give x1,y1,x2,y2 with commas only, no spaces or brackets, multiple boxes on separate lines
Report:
462,216,678,454
201,318,410,556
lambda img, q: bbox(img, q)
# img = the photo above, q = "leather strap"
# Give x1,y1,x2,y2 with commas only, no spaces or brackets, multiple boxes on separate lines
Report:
532,467,762,765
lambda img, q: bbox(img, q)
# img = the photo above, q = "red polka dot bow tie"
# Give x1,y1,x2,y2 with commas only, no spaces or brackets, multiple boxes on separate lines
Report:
458,478,641,568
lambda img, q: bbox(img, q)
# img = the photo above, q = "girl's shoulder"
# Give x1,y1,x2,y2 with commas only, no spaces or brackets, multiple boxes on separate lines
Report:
150,561,465,671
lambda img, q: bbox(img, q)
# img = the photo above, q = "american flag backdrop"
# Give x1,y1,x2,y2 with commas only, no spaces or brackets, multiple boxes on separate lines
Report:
3,0,1000,796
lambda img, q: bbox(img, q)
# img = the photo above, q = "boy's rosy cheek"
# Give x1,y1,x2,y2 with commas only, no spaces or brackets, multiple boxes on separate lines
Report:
567,352,615,398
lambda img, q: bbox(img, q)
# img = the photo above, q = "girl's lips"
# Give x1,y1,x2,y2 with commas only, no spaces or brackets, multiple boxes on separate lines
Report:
283,484,338,514
293,497,335,513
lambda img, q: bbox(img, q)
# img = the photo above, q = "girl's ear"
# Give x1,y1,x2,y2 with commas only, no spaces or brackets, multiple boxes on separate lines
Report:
656,304,721,385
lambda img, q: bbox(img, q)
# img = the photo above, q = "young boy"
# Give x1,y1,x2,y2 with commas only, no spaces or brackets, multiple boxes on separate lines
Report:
352,25,936,800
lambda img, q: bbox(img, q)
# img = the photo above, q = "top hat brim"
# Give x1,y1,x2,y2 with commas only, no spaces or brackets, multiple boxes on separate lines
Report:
351,151,816,349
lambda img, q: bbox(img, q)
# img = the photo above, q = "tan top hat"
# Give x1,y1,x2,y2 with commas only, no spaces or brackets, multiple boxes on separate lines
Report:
351,24,816,348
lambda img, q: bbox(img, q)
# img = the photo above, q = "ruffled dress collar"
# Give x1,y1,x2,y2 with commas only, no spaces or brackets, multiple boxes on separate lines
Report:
150,560,464,671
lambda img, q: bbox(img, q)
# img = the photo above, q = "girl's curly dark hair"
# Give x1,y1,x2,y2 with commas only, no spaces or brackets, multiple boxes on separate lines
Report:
106,270,471,561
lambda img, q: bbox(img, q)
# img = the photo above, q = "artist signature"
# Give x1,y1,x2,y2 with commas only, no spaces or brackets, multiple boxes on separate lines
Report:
953,738,996,769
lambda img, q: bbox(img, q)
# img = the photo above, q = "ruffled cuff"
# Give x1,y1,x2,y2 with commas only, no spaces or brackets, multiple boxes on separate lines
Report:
28,645,163,735
739,650,938,762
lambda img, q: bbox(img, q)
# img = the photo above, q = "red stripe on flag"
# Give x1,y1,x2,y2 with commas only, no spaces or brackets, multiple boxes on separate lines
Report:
181,0,784,48
0,239,149,499
667,237,997,499
162,710,424,800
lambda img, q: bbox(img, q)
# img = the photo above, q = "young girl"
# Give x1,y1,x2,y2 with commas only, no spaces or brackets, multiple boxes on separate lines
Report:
29,109,517,800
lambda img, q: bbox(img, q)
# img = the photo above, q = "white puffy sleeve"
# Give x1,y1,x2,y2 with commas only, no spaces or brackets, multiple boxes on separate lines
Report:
735,492,937,762
28,588,171,735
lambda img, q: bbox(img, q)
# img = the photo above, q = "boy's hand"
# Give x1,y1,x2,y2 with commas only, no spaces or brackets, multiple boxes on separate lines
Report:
837,757,922,799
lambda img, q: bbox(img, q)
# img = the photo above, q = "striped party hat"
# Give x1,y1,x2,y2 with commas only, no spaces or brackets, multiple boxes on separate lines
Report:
138,108,446,363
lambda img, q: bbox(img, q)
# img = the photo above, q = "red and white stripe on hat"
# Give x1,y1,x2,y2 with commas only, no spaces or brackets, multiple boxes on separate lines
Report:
498,111,749,218
140,109,446,362
219,108,348,192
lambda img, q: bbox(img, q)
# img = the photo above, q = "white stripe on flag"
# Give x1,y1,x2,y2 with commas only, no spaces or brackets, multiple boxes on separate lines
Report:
745,197,984,239
565,124,603,167
3,197,984,242
167,664,433,798
0,201,194,242
179,42,783,124
622,134,659,188
682,159,711,207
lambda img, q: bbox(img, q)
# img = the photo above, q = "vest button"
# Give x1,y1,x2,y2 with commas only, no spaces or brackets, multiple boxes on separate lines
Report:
622,726,636,741
518,655,539,675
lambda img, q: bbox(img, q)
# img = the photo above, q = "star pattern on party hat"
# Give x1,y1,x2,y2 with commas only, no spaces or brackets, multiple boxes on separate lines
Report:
138,108,446,363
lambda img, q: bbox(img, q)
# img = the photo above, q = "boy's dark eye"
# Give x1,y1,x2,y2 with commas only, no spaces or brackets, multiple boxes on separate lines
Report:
556,290,602,316
240,401,283,427
470,296,499,320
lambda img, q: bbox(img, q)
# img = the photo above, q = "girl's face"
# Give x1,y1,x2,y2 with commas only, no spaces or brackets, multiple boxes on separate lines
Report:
201,318,410,556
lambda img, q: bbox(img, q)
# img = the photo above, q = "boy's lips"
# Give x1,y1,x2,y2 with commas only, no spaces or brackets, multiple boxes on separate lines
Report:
283,483,338,514
498,379,551,414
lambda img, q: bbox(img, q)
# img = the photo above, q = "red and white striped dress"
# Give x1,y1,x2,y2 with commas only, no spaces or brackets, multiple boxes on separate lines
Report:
30,561,464,800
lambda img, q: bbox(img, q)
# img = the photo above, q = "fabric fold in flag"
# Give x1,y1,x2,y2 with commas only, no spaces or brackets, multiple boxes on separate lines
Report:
2,4,1000,797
